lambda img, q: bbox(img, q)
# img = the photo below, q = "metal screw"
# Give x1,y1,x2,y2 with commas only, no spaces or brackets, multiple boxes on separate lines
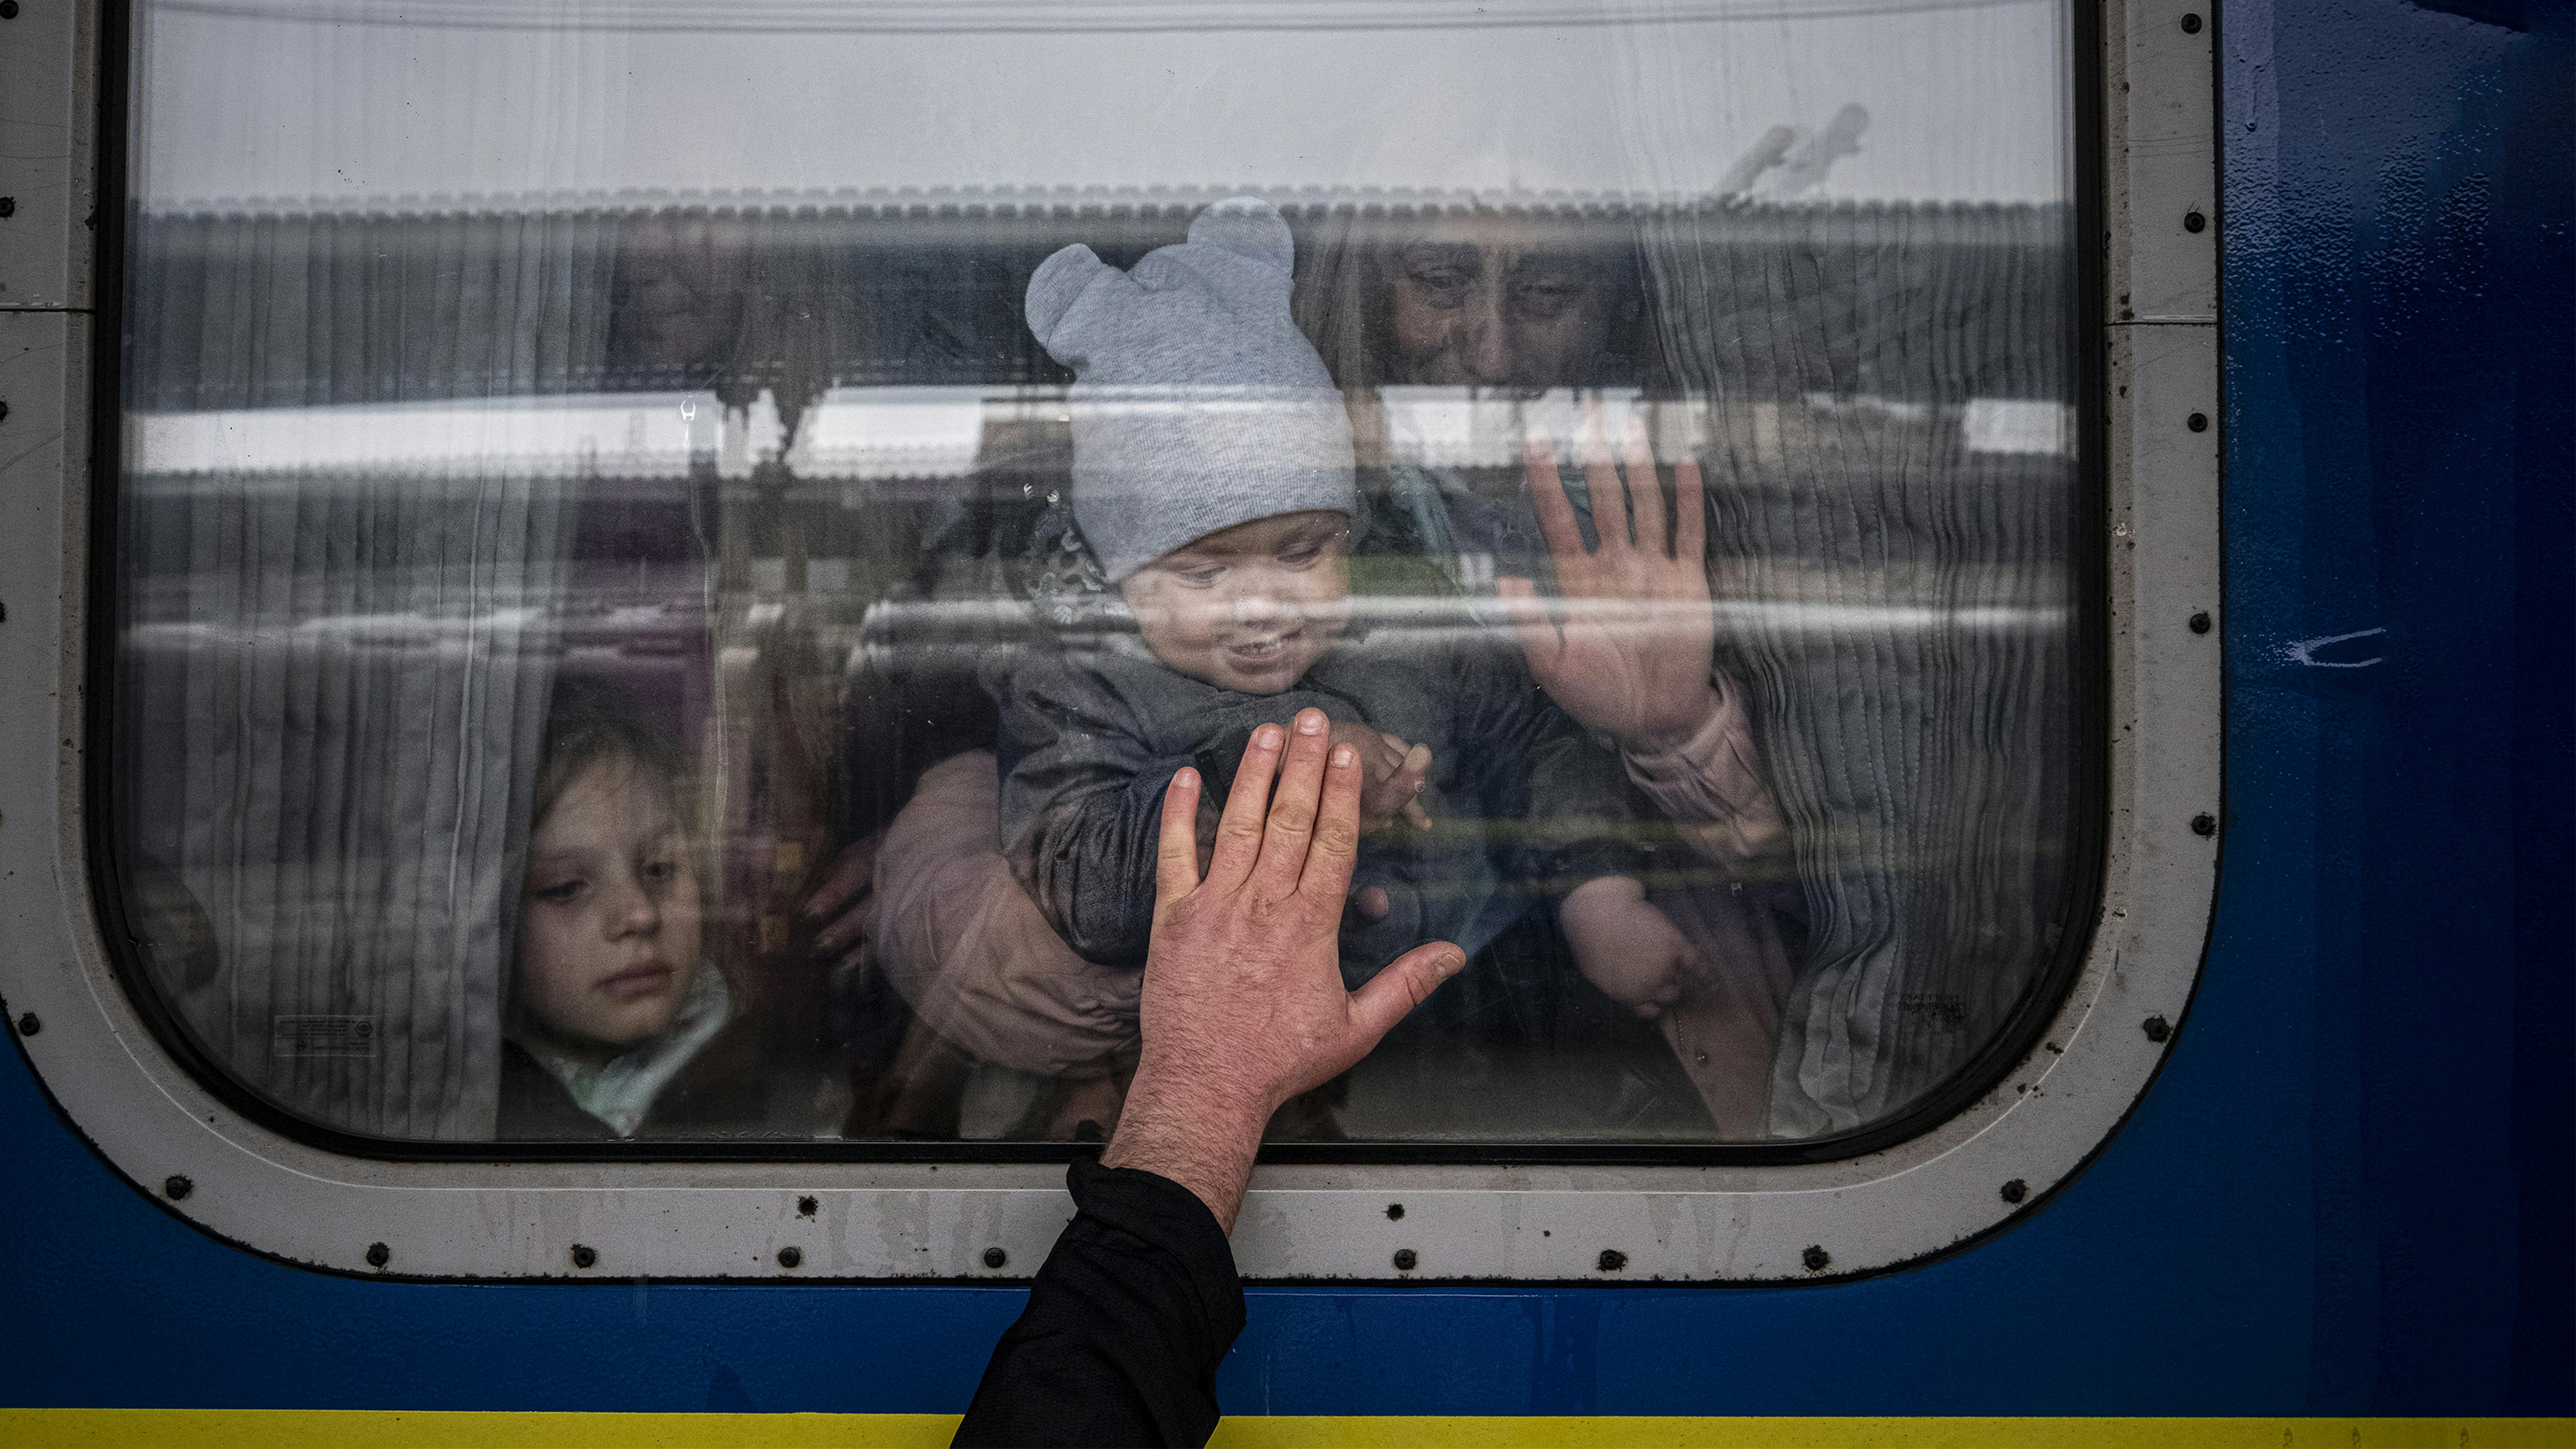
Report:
1385,1203,1404,1221
1596,1249,1627,1272
570,1244,597,1269
2000,1179,2028,1204
2179,12,2202,31
163,1174,193,1201
2184,210,2207,234
2143,1015,2173,1043
0,198,15,217
0,3,20,19
776,1246,802,1269
15,1012,37,1036
2189,611,2212,634
2187,412,2210,432
1392,1248,1417,1271
1801,1245,1830,1273
796,1196,817,1217
365,1242,390,1268
982,1247,1008,1270
2191,813,2217,836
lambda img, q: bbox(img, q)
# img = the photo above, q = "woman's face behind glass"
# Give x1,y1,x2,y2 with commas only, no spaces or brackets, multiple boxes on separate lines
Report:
1384,216,1613,391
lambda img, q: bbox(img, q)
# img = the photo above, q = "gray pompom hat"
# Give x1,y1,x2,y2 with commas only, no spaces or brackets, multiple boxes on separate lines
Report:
1024,197,1357,583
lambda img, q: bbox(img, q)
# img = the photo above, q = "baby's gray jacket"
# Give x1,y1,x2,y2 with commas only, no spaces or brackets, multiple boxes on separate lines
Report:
991,628,1643,980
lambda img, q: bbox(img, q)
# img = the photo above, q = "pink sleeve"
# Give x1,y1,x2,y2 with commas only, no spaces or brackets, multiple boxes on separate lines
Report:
1618,671,1785,869
872,751,1141,1079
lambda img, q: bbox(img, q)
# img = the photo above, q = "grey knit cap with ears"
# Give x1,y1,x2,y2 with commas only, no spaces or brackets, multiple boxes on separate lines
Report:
1024,197,1357,583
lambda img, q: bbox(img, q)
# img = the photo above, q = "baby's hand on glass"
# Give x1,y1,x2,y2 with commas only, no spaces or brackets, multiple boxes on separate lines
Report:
1325,721,1433,832
1558,876,1694,1019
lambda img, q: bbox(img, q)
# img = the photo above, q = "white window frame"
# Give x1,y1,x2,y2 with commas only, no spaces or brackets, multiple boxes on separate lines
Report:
0,0,2218,1282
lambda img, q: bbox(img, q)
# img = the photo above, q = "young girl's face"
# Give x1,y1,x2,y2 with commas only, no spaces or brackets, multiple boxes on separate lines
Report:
1119,510,1351,695
516,753,703,1050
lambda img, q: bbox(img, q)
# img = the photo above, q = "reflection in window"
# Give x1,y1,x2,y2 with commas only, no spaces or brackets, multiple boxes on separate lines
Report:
113,0,2082,1146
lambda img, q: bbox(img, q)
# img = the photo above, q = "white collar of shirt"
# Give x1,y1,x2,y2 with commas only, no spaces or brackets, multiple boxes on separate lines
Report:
514,967,731,1139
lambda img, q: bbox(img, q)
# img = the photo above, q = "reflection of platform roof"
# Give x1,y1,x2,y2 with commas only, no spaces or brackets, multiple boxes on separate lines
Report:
139,182,2064,225
127,192,2073,413
129,385,2074,485
161,0,2026,36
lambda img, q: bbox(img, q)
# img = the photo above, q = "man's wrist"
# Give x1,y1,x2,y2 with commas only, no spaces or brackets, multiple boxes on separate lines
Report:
1101,1066,1274,1233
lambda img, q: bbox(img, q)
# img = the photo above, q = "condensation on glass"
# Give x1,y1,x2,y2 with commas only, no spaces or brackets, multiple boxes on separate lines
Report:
111,0,2084,1146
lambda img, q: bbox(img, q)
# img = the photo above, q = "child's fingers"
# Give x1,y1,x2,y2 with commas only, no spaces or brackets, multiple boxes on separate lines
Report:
1640,941,1693,1018
1382,741,1432,795
1206,723,1284,891
1367,733,1408,779
1154,766,1206,902
1253,709,1334,898
1336,724,1417,791
1391,743,1434,830
1654,963,1687,1003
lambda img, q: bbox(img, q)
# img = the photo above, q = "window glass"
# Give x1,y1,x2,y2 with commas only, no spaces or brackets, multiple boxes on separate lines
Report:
114,0,2084,1146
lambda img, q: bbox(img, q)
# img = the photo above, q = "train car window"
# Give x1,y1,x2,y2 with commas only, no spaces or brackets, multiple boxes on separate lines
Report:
109,0,2087,1151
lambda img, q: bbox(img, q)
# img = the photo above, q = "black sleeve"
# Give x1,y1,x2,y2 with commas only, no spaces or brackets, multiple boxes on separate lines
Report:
952,1159,1247,1448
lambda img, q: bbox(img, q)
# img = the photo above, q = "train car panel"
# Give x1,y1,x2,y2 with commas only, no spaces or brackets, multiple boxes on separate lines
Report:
0,0,2561,1430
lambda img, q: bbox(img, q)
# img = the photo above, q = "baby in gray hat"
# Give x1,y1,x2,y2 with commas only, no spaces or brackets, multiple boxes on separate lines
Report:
992,198,1707,1019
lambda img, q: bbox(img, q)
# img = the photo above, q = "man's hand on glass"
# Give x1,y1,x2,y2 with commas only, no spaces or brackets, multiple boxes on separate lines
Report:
1496,404,1724,753
1102,707,1467,1231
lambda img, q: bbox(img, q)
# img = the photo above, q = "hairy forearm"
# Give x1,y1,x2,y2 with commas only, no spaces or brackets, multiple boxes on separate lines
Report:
1099,1051,1272,1234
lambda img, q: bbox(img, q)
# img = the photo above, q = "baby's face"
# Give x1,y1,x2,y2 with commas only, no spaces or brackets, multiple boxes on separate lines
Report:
1120,511,1351,695
516,753,703,1051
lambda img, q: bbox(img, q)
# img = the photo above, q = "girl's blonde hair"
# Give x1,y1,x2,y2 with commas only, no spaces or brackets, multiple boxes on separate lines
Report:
529,674,693,831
